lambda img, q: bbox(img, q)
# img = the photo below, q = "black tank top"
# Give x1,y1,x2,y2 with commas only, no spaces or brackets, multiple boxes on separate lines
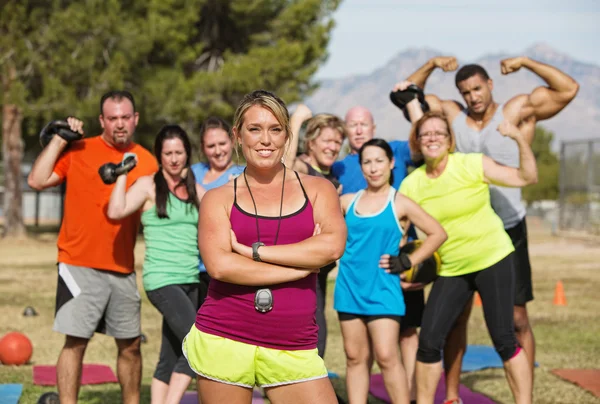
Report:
303,161,338,272
304,161,340,190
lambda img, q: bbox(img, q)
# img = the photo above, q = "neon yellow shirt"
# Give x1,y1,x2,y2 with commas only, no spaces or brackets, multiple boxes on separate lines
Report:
400,153,514,277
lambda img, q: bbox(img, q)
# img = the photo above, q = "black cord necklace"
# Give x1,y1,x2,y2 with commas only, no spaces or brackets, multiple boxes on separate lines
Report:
243,164,286,245
242,164,286,313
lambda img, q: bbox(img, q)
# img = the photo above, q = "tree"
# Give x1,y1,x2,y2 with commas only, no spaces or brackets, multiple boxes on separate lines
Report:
522,125,560,203
137,0,341,144
1,0,341,237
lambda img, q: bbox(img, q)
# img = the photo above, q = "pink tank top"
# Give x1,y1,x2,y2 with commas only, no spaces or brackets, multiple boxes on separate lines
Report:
195,171,318,350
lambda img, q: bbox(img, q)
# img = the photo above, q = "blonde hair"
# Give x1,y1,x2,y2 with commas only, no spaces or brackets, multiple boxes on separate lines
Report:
232,90,292,147
409,110,456,155
303,114,346,153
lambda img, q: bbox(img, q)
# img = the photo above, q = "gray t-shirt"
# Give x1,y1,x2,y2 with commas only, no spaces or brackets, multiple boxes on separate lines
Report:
451,105,525,229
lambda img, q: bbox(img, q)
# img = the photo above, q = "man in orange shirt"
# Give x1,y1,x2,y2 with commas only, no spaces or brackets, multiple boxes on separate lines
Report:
28,90,158,404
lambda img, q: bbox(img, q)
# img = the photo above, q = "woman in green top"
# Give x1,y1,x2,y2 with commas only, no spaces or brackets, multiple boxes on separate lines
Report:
395,111,536,404
108,125,205,404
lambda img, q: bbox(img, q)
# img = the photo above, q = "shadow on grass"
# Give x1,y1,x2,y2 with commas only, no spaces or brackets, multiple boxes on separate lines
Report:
0,365,152,404
460,370,504,403
78,384,151,404
461,370,505,385
330,376,390,404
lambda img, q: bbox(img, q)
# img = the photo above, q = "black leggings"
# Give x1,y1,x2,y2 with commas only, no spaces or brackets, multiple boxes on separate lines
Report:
417,253,518,363
146,283,199,383
316,263,336,358
199,271,211,308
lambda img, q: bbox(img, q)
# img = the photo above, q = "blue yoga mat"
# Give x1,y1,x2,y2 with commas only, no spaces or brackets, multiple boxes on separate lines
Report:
461,345,538,372
0,384,23,404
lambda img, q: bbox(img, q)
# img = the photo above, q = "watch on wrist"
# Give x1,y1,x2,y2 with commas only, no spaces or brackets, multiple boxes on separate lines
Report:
399,253,413,271
252,242,265,262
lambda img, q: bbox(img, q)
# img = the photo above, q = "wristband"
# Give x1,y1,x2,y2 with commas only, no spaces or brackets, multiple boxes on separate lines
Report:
252,242,265,262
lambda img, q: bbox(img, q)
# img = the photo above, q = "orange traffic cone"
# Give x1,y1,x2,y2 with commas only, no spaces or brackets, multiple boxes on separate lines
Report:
474,292,482,307
553,281,567,306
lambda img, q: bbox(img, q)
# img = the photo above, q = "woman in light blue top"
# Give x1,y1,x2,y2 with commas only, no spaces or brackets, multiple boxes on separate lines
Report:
334,139,446,404
108,125,206,404
190,117,244,302
191,117,244,190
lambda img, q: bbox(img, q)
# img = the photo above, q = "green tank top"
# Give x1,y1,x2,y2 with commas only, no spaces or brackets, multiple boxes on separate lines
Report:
400,153,514,277
141,192,200,291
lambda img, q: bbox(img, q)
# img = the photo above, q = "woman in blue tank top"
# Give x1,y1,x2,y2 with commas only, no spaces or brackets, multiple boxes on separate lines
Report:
191,116,245,189
334,139,447,404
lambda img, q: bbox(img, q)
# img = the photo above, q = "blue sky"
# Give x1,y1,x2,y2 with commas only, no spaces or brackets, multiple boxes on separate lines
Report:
316,0,600,79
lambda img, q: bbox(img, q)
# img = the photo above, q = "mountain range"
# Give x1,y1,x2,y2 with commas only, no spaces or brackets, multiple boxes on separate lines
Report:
304,43,599,149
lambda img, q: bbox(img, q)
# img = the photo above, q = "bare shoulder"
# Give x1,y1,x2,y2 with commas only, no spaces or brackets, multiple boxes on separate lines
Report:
340,193,355,205
202,182,235,210
393,191,410,209
136,174,155,187
296,172,335,194
439,99,463,120
340,193,357,213
294,173,339,211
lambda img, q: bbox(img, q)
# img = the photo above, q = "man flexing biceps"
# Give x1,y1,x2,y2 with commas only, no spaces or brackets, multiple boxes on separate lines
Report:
401,55,578,404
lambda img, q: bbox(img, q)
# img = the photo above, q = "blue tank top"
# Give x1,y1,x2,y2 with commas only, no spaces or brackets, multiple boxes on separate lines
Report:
190,162,245,190
333,187,405,316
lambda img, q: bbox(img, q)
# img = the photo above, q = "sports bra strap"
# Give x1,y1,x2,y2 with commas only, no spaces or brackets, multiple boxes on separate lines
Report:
294,170,309,200
233,176,238,204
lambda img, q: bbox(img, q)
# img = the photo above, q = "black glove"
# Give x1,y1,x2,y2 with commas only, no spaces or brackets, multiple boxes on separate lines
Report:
389,84,430,122
39,120,83,148
387,253,413,275
98,155,137,184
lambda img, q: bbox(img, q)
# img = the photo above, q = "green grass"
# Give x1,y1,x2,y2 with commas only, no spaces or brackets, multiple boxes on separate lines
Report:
1,218,600,403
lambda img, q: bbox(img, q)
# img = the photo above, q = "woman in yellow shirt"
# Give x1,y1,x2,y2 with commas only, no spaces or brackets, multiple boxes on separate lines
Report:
397,111,536,404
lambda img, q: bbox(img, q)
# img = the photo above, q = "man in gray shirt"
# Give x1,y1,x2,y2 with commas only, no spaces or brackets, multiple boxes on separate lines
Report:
400,55,578,403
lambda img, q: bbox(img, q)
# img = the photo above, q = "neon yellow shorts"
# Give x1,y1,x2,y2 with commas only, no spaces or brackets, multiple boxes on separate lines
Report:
182,326,328,388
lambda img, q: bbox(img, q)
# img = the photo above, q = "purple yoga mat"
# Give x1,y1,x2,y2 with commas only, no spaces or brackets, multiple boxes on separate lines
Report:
180,388,265,404
369,373,496,404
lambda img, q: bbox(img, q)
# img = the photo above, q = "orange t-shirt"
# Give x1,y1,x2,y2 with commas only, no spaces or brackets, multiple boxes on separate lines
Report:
53,136,159,273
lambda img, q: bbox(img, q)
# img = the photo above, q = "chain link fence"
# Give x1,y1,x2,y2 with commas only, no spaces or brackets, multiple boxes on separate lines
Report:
558,139,600,236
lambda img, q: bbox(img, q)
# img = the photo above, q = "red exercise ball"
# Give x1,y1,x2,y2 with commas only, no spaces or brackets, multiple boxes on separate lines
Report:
0,332,33,365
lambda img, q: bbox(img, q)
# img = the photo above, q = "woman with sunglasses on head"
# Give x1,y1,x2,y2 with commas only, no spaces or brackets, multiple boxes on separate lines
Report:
396,110,536,404
183,90,347,404
107,125,205,404
334,138,447,404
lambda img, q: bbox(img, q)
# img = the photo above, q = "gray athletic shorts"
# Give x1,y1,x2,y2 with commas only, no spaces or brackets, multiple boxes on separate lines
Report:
54,263,141,339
